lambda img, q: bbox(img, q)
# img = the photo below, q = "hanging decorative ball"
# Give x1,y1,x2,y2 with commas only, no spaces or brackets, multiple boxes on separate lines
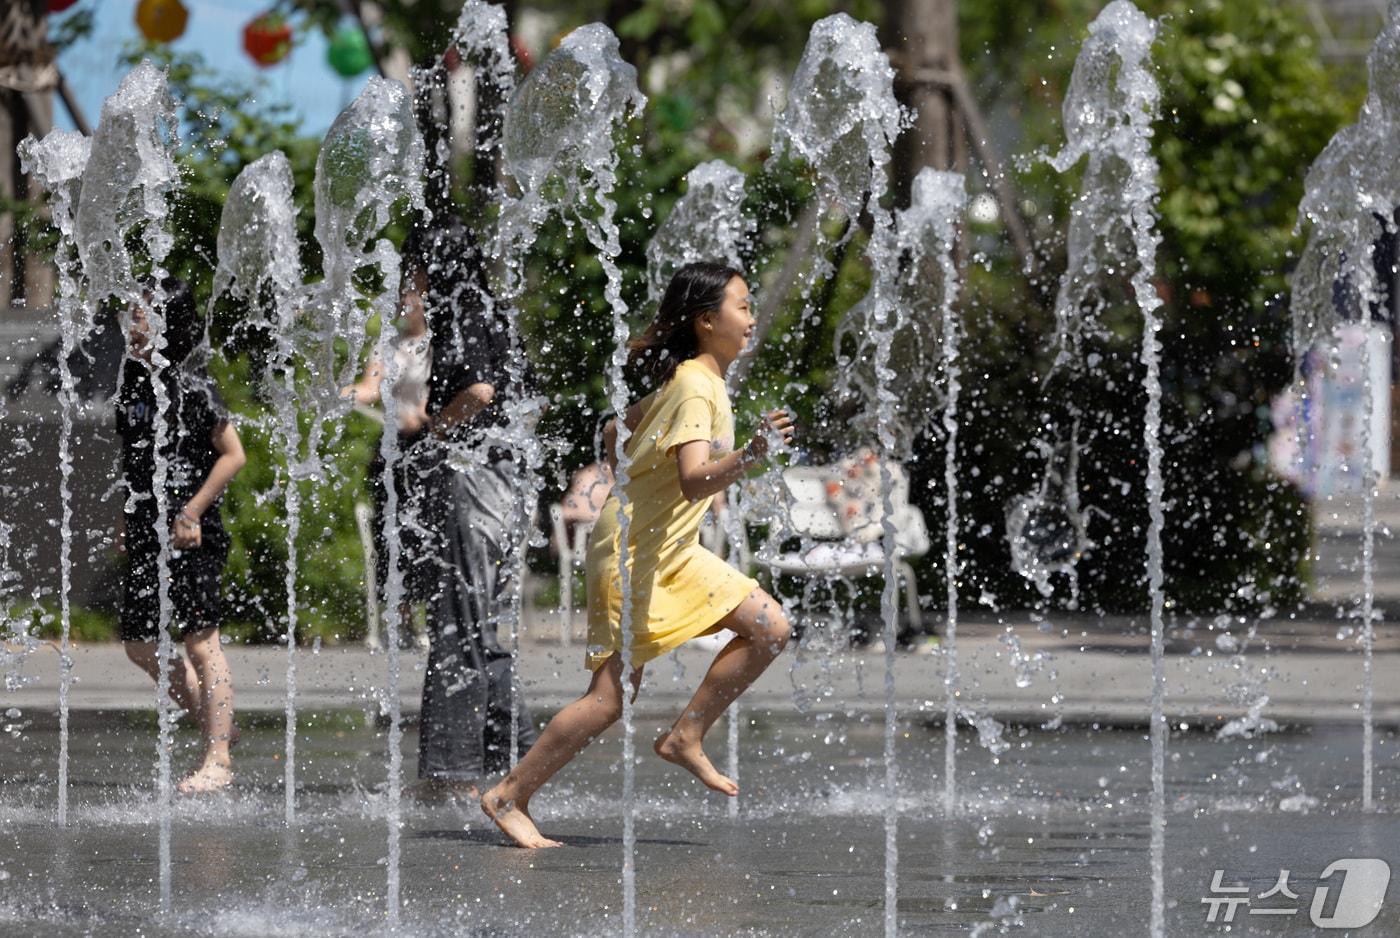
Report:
327,25,374,78
243,12,293,68
134,0,188,43
510,35,534,73
47,0,81,14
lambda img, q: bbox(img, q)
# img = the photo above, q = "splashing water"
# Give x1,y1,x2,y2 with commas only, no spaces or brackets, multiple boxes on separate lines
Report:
904,170,967,817
1009,0,1173,603
771,16,903,217
501,23,645,934
840,167,967,820
0,522,38,695
769,13,907,409
443,0,541,771
314,76,426,925
774,14,905,935
1048,4,1166,934
1291,0,1400,814
313,76,426,400
211,151,303,826
1005,430,1089,601
74,59,183,914
17,128,91,828
645,160,751,302
450,0,515,99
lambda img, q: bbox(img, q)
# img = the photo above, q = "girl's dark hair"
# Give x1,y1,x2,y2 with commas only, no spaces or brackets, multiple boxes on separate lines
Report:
628,261,743,387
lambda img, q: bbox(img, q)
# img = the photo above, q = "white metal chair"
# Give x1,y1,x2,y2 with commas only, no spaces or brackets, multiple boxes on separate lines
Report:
739,463,929,631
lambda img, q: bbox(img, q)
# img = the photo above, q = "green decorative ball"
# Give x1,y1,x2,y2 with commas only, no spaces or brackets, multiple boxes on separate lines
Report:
327,26,373,78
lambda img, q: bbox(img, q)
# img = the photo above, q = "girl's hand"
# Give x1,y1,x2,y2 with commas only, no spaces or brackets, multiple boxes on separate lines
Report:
172,508,203,549
745,409,795,464
399,402,431,435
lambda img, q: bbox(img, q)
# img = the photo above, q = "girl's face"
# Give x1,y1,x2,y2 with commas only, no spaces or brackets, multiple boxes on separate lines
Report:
697,276,755,362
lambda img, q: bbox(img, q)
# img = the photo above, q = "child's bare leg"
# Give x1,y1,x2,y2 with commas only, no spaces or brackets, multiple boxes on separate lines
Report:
124,640,201,718
176,628,234,794
482,654,638,848
655,590,791,795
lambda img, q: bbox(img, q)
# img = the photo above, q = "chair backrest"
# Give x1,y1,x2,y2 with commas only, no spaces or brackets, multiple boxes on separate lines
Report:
741,461,929,558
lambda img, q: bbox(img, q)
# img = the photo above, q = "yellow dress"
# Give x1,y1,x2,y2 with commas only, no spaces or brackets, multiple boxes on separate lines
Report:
585,359,759,671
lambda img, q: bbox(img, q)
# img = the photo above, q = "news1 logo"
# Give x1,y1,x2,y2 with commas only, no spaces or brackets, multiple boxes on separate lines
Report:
1202,859,1390,928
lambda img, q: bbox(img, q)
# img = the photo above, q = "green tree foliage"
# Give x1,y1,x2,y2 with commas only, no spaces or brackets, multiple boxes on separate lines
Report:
939,0,1362,614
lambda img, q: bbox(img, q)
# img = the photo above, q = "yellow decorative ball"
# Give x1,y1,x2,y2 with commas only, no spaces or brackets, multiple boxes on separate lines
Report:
135,0,189,44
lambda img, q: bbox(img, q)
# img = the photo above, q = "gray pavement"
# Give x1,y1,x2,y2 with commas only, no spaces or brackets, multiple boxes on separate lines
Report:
1311,484,1400,612
5,610,1396,727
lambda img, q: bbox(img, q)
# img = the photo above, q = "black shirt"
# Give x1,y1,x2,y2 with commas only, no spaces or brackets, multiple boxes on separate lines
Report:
116,364,230,541
427,300,534,452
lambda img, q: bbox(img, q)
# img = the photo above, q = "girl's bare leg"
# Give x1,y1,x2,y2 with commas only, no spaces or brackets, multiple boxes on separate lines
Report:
482,654,640,848
654,589,791,795
176,628,235,794
124,641,202,718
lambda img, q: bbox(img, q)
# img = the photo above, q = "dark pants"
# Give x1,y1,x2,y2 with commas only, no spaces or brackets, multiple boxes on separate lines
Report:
418,456,538,780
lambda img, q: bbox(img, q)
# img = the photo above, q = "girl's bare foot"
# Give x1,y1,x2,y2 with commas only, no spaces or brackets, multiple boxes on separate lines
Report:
176,761,233,795
653,732,738,796
481,787,562,848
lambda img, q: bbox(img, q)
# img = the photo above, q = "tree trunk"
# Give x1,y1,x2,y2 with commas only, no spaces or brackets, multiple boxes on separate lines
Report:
0,0,55,313
883,0,966,205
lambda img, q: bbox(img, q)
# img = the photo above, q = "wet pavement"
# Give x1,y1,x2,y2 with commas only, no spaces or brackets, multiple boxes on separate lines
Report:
2,487,1398,936
3,704,1400,936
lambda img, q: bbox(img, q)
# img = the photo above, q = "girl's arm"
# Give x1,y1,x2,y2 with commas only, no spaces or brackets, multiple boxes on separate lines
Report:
432,382,495,437
601,392,657,472
341,350,384,405
173,423,247,549
674,409,793,503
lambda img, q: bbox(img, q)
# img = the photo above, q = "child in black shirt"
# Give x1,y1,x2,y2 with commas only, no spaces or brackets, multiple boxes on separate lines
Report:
117,278,246,795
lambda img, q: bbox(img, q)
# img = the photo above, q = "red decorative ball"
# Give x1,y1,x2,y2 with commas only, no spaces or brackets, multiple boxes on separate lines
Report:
243,12,293,68
510,34,534,72
47,0,81,13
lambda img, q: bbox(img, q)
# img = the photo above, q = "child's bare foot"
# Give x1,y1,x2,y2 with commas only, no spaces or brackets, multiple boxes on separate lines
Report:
654,731,738,796
176,761,232,795
481,787,562,848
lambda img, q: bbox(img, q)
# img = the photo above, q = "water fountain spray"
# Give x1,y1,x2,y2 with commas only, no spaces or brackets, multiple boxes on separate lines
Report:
773,14,904,935
1290,0,1400,815
72,60,182,913
502,24,645,931
646,160,752,303
16,128,90,828
444,0,543,772
901,170,967,815
209,151,302,826
1047,4,1165,933
313,76,425,924
835,167,966,819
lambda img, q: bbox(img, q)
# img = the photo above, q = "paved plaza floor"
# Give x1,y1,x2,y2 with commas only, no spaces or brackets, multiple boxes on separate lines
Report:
1,488,1399,935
